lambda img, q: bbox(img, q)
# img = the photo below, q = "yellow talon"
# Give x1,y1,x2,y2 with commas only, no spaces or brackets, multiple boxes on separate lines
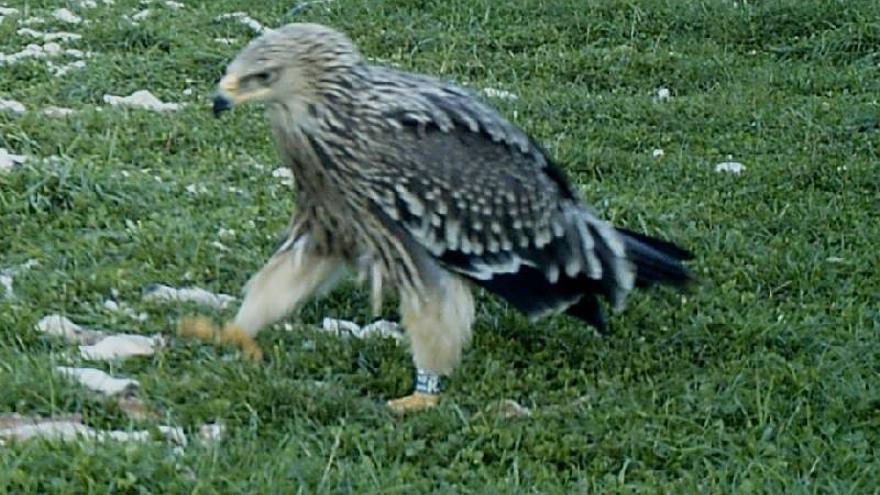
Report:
217,323,263,362
386,392,441,414
178,316,263,362
178,315,219,342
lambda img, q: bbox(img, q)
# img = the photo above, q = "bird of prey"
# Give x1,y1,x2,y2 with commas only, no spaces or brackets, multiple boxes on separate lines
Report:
185,23,693,413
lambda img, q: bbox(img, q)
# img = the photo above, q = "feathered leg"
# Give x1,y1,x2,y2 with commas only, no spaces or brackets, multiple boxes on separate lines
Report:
180,235,344,360
387,273,474,413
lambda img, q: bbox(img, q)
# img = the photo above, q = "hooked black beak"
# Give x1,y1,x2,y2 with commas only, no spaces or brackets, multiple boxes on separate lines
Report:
212,94,232,117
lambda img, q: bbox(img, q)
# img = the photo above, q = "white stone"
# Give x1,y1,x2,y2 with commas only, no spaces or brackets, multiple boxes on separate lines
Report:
17,28,82,42
198,423,225,443
714,161,745,174
321,317,361,336
75,0,113,7
656,87,671,101
20,16,45,26
142,284,236,309
272,167,294,185
53,8,82,24
321,318,404,342
131,9,151,21
0,259,37,298
55,367,139,395
157,426,187,446
652,148,665,159
0,148,26,172
215,12,266,33
495,399,532,418
358,320,404,341
43,42,62,55
0,44,47,64
185,183,208,195
0,415,184,445
0,6,17,24
79,334,165,360
481,87,519,100
0,98,25,114
42,105,75,117
49,60,87,76
102,298,148,321
103,90,181,111
35,315,83,341
0,274,12,297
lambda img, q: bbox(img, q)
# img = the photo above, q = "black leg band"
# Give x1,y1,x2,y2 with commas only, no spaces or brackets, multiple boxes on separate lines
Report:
414,368,443,395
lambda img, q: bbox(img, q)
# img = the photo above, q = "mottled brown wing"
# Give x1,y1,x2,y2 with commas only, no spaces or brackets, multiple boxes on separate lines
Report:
358,76,634,319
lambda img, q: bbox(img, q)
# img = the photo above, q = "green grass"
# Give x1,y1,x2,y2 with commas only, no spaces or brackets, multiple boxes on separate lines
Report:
1,0,879,492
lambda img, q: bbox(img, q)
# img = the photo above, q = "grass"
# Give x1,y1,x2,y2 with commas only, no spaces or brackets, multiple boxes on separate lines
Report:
1,0,879,492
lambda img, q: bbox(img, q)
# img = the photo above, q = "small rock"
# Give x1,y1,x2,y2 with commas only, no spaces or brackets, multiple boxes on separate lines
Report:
49,60,87,77
103,90,181,111
102,298,148,321
0,274,12,297
656,87,671,101
321,317,361,336
157,425,187,446
497,399,531,418
358,320,404,342
52,8,82,24
19,16,45,26
215,12,266,33
17,28,82,42
320,318,404,343
185,183,208,195
142,284,236,309
0,259,37,298
652,148,665,159
131,9,151,21
35,314,106,344
55,367,139,396
0,414,185,445
198,423,225,443
79,333,165,361
271,166,293,178
0,148,27,172
481,87,519,100
714,161,746,174
42,105,75,117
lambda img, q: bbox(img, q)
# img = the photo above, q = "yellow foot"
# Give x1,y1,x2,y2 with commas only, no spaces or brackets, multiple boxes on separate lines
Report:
217,323,263,362
178,315,218,342
386,392,440,414
178,316,263,362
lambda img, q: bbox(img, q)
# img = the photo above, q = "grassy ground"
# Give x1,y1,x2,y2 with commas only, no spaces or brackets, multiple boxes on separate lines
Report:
1,0,879,492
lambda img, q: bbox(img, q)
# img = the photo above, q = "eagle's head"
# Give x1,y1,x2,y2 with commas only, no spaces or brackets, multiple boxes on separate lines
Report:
213,23,361,116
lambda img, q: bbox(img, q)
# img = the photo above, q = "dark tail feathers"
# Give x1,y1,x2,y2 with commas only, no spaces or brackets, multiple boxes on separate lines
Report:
616,227,694,289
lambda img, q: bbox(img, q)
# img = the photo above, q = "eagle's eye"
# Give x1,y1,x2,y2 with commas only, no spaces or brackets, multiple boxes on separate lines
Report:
249,70,278,85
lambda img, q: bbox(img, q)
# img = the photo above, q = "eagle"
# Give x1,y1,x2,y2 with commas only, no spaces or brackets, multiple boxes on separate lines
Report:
181,23,693,413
